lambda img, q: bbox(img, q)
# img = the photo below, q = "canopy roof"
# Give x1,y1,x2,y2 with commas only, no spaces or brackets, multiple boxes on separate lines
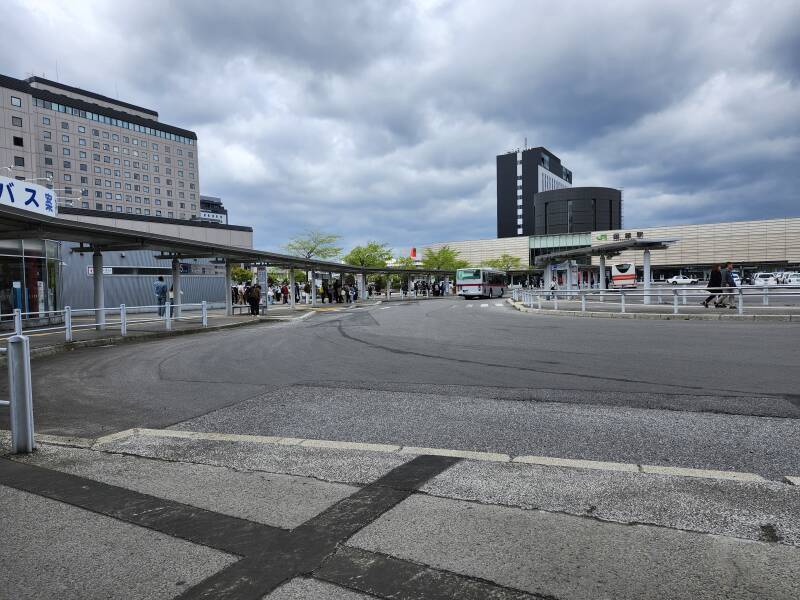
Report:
533,238,678,266
0,204,452,275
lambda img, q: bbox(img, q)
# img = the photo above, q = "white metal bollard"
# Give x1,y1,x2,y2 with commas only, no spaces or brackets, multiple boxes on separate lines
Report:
13,309,22,335
763,286,768,306
672,289,678,315
120,304,127,336
581,293,586,312
7,335,35,453
165,301,172,331
620,291,626,313
682,289,687,305
202,301,208,327
553,292,559,311
65,306,73,342
537,295,542,310
738,288,744,315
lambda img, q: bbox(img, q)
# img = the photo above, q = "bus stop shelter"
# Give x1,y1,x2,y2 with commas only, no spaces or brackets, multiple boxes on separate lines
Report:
0,203,455,322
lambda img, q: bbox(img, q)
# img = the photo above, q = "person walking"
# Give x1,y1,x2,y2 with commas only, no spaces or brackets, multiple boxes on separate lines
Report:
718,262,737,308
153,276,168,317
702,265,722,308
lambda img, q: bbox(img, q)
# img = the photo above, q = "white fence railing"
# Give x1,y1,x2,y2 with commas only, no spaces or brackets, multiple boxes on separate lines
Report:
511,286,800,316
0,301,211,342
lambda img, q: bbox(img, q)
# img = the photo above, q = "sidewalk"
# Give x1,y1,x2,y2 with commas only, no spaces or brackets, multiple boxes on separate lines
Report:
2,428,798,599
0,306,313,357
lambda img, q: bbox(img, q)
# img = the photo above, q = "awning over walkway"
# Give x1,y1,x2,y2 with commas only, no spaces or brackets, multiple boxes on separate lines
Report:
0,204,451,275
532,238,678,266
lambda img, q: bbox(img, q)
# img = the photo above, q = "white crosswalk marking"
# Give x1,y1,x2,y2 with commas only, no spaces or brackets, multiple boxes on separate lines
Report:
494,303,503,307
466,304,473,308
480,303,489,308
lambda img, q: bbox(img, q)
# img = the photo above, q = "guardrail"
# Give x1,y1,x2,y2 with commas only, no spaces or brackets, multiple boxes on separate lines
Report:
0,335,34,453
0,301,210,342
511,286,800,316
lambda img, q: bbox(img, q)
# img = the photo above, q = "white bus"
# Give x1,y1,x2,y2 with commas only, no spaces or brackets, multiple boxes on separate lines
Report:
611,262,637,288
456,268,507,299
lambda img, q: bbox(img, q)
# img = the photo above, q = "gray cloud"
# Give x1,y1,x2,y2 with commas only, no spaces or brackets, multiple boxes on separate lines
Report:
3,0,799,253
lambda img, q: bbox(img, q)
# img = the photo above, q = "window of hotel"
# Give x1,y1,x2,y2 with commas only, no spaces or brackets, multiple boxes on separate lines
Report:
92,129,99,136
144,209,150,215
61,121,69,129
44,157,53,166
116,206,123,212
79,138,86,145
78,126,85,133
156,210,162,216
63,161,71,169
63,174,71,181
62,134,69,143
43,116,51,125
13,156,24,167
43,131,51,139
44,144,52,152
13,136,23,147
112,133,119,141
79,151,86,158
167,212,174,218
11,96,22,107
63,148,70,156
102,131,109,139
82,201,89,208
12,116,22,127
80,164,87,171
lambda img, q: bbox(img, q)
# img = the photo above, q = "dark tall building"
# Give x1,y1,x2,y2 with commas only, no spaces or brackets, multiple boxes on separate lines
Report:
497,147,573,238
533,187,621,235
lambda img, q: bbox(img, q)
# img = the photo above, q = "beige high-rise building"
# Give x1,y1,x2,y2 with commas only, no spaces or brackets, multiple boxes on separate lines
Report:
1,73,200,220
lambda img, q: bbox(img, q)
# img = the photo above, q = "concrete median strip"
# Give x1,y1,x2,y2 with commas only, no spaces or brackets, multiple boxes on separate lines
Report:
784,476,800,486
641,464,765,482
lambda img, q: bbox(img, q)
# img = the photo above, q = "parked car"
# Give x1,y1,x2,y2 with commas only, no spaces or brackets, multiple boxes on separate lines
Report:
752,272,777,286
666,274,699,285
784,272,800,285
731,273,741,287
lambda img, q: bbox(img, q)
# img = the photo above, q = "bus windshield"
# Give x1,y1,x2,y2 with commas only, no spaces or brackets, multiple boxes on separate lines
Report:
457,269,481,280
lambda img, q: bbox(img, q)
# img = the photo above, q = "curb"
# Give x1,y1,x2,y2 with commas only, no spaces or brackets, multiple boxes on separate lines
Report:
81,427,797,486
506,299,799,322
0,312,313,365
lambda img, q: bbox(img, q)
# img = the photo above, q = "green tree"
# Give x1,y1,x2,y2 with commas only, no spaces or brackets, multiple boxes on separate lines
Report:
231,266,253,283
343,241,393,268
421,246,468,271
284,230,342,260
393,255,417,269
483,253,522,272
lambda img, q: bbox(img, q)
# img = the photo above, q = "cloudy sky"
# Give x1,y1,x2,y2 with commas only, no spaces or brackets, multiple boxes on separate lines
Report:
4,0,799,253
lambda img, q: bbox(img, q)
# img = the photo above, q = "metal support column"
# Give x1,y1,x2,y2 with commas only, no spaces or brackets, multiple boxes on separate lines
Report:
289,270,296,309
171,257,182,320
93,250,105,330
643,249,652,305
225,261,233,316
311,270,317,305
7,334,35,453
598,255,606,299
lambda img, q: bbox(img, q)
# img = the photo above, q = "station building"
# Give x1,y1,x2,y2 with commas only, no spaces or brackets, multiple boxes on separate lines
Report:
421,216,800,282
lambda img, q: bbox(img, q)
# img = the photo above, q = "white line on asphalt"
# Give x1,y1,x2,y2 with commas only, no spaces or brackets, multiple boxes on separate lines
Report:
76,428,785,485
466,304,473,308
494,303,504,307
480,304,489,308
379,307,391,310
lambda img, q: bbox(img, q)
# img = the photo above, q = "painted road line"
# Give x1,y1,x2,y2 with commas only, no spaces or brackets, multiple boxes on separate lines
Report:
513,455,639,472
300,439,401,453
480,303,489,308
399,446,510,462
494,303,504,307
379,307,391,310
783,476,800,486
640,465,765,482
466,304,473,308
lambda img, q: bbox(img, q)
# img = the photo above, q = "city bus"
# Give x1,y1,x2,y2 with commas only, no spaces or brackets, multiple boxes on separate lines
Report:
456,268,507,299
611,262,637,288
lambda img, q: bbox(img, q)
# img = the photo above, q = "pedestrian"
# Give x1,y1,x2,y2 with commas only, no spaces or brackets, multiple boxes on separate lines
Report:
702,265,723,308
267,285,274,305
153,276,168,317
281,283,289,304
249,283,261,315
718,262,737,309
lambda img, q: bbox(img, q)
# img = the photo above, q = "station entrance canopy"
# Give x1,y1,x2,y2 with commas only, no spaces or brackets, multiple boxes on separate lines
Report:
532,238,678,267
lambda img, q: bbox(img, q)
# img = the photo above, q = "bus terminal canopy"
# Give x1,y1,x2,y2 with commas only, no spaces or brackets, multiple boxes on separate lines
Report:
532,238,679,266
0,203,453,276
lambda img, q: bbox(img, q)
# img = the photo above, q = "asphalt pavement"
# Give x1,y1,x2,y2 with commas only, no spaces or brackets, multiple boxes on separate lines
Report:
2,298,799,599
